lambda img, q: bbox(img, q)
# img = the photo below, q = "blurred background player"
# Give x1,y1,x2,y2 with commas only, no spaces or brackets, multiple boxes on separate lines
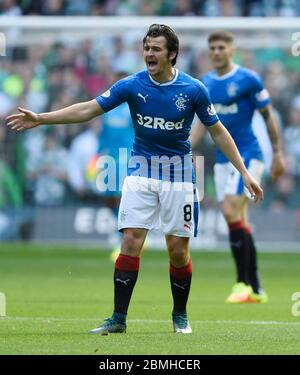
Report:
68,118,100,203
191,31,286,303
26,127,69,206
95,69,134,260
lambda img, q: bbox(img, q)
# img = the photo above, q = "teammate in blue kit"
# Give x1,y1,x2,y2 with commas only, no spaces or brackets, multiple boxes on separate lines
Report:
7,25,263,334
191,31,285,303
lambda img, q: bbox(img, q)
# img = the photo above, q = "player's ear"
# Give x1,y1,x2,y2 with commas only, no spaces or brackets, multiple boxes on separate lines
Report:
168,51,176,63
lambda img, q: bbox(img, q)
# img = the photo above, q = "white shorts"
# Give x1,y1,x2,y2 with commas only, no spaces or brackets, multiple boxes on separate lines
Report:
118,176,200,237
214,159,264,202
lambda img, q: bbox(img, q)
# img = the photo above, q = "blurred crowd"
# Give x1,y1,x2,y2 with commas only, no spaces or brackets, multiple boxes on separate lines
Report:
1,24,300,215
1,0,300,17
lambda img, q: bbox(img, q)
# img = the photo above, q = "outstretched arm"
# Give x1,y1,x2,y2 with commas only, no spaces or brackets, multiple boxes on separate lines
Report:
6,99,103,131
259,104,286,181
207,121,264,202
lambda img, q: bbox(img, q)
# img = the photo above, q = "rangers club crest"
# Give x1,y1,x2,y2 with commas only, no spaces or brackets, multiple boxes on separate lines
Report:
173,93,189,111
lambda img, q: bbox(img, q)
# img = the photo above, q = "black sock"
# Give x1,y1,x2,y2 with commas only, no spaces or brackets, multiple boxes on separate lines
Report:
170,260,192,314
245,228,262,294
114,254,139,317
228,221,249,284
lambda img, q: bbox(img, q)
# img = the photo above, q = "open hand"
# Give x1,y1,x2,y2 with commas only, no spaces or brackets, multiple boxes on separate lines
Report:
6,107,40,131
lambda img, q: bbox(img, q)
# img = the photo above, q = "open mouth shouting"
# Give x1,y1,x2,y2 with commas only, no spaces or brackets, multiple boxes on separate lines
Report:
147,60,158,73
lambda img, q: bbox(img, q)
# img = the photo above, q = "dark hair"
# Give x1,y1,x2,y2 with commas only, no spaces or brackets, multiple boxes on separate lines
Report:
143,24,179,66
208,31,234,44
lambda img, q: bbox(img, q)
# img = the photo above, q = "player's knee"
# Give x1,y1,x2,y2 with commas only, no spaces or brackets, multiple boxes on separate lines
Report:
222,209,235,223
221,201,240,223
170,248,189,267
121,230,143,255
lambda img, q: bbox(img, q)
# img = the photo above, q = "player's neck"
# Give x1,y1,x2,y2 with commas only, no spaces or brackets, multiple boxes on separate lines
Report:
216,62,235,77
150,67,176,84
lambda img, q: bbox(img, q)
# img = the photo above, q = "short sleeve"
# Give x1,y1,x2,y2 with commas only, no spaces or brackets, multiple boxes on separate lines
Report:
249,71,271,109
194,82,219,127
95,76,131,112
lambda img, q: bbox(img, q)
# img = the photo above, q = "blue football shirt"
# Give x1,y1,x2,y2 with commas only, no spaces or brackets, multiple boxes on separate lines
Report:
201,65,271,163
96,69,219,181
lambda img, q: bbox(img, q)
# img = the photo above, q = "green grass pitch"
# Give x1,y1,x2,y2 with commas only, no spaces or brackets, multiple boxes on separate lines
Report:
0,243,299,355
